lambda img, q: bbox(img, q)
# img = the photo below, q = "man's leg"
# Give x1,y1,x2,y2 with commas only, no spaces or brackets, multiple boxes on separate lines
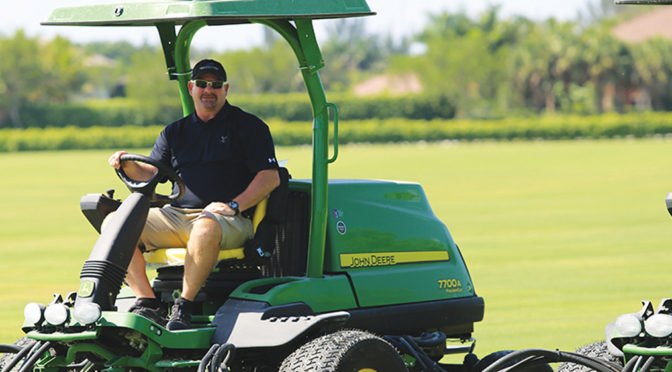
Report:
166,217,221,330
181,218,222,301
167,214,252,330
125,247,156,299
125,246,168,325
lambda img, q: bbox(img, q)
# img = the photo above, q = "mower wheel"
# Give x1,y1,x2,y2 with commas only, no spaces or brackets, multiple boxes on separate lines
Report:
556,341,623,372
279,329,408,372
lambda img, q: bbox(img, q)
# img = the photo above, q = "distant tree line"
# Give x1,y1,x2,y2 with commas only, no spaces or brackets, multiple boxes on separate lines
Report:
391,5,672,118
1,4,672,128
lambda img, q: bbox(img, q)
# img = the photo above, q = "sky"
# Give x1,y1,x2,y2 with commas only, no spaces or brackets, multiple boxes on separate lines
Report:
1,0,598,50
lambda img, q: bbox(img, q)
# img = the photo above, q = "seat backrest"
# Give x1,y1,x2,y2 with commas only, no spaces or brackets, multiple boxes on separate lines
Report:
241,167,291,263
251,198,267,231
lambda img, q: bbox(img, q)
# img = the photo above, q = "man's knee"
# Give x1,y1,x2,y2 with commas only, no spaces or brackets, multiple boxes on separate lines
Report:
190,217,222,245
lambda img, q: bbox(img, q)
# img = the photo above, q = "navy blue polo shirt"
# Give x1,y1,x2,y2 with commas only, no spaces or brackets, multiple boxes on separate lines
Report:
149,101,278,209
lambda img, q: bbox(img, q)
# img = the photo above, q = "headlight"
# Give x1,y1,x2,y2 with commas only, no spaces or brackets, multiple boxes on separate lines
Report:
615,313,642,337
44,303,69,325
73,302,101,325
645,313,672,338
24,303,45,325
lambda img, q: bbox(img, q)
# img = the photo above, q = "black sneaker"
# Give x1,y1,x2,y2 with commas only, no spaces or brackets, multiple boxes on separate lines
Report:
129,298,167,327
166,298,193,331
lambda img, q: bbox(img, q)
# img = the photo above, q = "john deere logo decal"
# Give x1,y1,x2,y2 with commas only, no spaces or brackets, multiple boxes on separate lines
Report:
78,280,95,297
340,251,449,268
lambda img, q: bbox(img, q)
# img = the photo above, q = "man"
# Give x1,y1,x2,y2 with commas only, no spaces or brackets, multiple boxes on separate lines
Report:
108,59,280,330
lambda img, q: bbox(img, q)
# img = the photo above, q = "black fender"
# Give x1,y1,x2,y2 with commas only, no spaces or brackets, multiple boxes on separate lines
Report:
211,299,349,348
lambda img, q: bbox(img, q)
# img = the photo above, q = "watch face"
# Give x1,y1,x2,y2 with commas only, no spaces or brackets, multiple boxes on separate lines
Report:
229,201,239,210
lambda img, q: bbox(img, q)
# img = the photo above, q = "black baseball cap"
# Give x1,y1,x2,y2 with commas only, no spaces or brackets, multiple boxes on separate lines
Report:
191,59,227,81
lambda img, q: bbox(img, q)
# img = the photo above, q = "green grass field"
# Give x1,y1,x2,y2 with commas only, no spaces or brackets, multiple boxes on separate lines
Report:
2,139,672,359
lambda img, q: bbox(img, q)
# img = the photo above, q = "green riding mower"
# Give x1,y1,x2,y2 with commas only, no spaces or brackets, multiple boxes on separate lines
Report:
0,1,500,371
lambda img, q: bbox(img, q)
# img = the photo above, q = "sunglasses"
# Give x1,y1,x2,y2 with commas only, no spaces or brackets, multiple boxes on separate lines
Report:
191,79,226,89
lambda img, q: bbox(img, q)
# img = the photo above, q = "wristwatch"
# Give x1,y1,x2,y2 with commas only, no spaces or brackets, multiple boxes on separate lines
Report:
227,201,240,216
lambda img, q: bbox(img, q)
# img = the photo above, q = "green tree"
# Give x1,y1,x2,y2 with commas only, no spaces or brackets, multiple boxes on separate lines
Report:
80,40,140,98
631,38,672,110
399,8,523,117
320,18,396,92
0,31,85,128
125,46,176,102
509,19,584,113
212,40,302,94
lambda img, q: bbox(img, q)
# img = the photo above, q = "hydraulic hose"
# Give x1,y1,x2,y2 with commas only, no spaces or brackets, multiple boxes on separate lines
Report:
384,336,431,371
198,344,220,372
398,337,430,371
64,360,93,369
412,332,447,348
550,351,621,372
640,356,656,372
622,355,641,372
401,336,446,372
2,341,36,372
211,344,235,372
480,348,620,372
0,345,21,354
497,355,549,372
17,341,50,372
632,355,644,372
383,335,447,372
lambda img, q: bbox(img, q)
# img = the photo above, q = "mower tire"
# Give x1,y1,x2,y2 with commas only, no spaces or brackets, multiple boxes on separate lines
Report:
556,341,623,372
279,329,408,372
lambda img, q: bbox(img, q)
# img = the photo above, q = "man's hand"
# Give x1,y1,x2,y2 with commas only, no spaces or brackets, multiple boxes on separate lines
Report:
107,151,158,181
108,151,128,170
203,202,236,216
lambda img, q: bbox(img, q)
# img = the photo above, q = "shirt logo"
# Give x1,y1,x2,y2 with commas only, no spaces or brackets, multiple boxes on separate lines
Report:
220,136,228,144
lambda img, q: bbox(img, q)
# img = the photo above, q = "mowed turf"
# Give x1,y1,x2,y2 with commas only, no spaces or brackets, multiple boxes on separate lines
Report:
2,139,672,358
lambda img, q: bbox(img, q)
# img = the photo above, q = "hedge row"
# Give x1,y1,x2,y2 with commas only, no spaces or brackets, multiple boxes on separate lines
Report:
15,99,182,128
7,94,456,128
2,112,672,152
236,93,456,122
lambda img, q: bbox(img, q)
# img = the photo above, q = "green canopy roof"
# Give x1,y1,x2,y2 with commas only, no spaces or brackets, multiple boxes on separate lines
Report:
43,0,374,26
615,0,672,4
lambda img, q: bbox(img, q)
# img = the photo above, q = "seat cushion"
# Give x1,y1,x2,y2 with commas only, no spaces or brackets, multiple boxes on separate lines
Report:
143,198,268,268
144,247,245,268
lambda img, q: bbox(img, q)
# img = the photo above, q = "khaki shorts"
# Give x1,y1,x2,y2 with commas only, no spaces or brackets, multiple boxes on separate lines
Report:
139,205,254,251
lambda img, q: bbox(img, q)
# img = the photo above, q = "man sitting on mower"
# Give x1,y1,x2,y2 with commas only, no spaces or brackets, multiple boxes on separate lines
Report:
107,59,280,330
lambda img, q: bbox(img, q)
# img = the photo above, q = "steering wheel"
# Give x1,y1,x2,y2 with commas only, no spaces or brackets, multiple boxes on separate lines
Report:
116,154,185,205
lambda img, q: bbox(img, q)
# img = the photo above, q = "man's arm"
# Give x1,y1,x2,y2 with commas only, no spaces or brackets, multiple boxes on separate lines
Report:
203,169,280,216
108,151,158,181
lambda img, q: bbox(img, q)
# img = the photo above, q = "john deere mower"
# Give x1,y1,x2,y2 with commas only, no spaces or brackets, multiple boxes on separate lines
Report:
0,1,495,371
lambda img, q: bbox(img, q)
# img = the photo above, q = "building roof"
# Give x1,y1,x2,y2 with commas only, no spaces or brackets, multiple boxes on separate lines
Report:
612,7,672,42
